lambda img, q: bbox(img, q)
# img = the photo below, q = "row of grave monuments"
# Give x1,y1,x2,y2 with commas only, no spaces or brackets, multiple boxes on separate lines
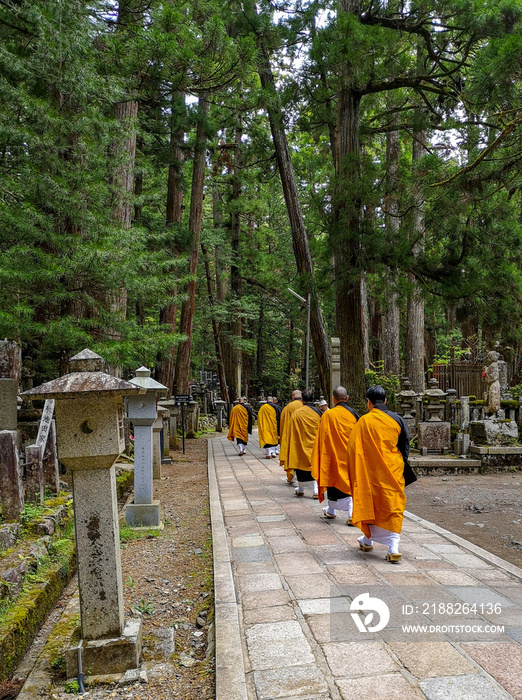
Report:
395,375,521,454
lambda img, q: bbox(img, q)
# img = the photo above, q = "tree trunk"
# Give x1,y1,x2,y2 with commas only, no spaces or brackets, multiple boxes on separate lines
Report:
174,93,209,394
111,98,138,330
333,0,365,407
405,129,426,393
157,90,185,393
257,42,331,398
361,274,370,370
381,123,401,376
201,243,229,404
230,115,243,400
256,300,265,386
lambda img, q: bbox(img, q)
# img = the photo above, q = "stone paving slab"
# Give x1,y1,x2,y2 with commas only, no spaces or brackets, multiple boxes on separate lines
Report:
209,433,522,700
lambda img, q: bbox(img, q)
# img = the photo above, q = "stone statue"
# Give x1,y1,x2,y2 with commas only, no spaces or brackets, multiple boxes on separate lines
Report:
484,351,501,416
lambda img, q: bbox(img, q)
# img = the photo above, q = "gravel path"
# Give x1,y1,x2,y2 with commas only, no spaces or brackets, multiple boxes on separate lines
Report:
406,471,522,569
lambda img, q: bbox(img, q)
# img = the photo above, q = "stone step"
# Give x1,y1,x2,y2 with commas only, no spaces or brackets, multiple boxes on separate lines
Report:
410,455,482,473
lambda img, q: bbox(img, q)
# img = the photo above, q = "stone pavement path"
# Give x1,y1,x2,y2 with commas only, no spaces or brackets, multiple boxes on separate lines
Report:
209,432,522,700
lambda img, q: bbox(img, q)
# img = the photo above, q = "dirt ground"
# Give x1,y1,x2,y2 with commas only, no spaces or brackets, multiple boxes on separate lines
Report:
7,435,215,700
406,470,522,568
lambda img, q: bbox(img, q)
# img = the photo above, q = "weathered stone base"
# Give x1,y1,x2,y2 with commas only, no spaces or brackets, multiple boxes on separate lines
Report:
66,618,142,678
125,501,162,528
410,455,481,475
470,419,518,446
417,422,451,454
470,445,522,470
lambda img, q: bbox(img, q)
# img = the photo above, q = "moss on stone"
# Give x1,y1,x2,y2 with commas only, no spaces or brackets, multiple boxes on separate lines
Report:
0,540,76,681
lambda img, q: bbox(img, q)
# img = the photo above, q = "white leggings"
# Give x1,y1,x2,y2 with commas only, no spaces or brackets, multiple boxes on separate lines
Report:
360,525,401,554
325,495,353,517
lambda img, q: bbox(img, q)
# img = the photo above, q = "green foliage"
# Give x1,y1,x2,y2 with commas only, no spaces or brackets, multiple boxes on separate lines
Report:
64,680,79,694
510,384,522,401
119,524,161,544
133,599,154,615
364,365,399,412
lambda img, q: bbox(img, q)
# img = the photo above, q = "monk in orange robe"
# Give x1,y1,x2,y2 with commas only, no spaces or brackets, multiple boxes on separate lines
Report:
227,397,253,455
287,389,322,498
257,397,280,458
347,385,409,562
311,385,359,523
278,390,302,484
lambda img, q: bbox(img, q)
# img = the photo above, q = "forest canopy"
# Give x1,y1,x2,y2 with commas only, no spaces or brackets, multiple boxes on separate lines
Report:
1,0,522,406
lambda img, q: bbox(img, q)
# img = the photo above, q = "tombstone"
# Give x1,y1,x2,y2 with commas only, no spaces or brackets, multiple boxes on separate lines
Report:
24,444,44,504
417,379,451,454
160,407,172,462
446,389,457,424
159,399,179,450
186,400,198,439
454,432,471,456
42,419,60,495
0,340,21,431
170,404,181,449
0,430,24,521
460,396,470,430
22,349,144,678
34,399,60,494
330,337,341,392
126,367,167,529
152,411,163,480
215,399,225,432
415,395,424,428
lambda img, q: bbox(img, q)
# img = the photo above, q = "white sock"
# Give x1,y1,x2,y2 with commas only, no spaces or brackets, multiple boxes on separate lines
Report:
368,525,401,553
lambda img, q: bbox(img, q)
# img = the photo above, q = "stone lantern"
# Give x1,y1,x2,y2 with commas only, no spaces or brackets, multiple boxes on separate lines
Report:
418,378,451,455
22,349,145,678
424,378,447,421
396,377,418,436
126,367,167,528
215,399,226,432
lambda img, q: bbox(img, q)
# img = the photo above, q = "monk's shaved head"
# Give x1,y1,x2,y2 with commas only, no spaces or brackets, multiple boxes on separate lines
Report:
291,390,302,400
332,386,348,402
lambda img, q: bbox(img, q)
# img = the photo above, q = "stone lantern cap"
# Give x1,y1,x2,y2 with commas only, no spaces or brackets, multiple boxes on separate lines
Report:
21,349,144,400
423,377,447,399
129,367,167,396
397,378,417,398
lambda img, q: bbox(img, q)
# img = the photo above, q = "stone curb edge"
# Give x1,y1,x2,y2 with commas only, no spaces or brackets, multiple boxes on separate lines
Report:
405,510,522,581
207,439,248,700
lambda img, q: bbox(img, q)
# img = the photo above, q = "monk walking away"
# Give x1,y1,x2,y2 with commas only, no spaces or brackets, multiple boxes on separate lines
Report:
227,397,253,455
347,385,409,563
279,389,303,484
311,385,359,524
258,396,281,459
287,389,322,498
270,396,282,456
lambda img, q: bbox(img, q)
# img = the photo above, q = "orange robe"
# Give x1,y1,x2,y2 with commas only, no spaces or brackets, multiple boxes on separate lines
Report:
279,399,303,471
257,403,278,447
347,408,406,538
287,404,321,473
227,404,249,443
311,404,358,503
